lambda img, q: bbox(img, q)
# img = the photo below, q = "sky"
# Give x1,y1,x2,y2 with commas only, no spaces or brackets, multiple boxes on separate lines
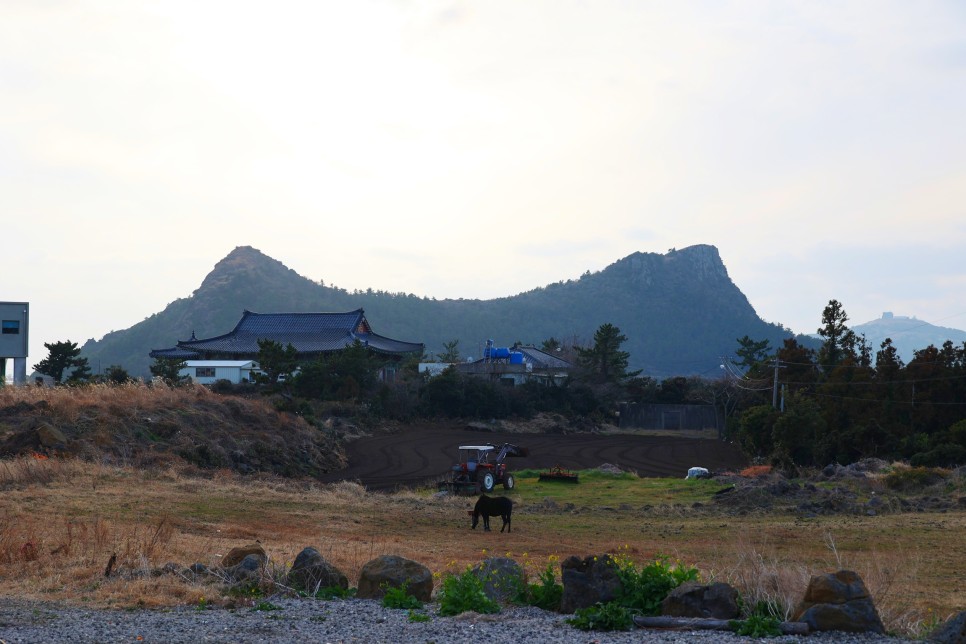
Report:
2,1,966,370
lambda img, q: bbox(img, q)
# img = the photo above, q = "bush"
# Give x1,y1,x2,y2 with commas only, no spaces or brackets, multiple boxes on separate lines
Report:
615,556,700,616
910,444,966,468
731,613,782,637
566,602,634,631
437,567,500,616
884,466,949,491
381,583,422,610
517,562,563,611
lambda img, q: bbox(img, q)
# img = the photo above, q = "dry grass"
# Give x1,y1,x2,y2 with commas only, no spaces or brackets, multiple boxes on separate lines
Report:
0,455,962,637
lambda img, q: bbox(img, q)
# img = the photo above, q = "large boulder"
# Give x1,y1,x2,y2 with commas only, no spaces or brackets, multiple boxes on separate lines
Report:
661,581,740,619
793,570,884,634
560,554,622,614
221,543,266,568
287,547,348,593
223,554,263,584
356,555,433,601
928,610,966,644
472,557,525,603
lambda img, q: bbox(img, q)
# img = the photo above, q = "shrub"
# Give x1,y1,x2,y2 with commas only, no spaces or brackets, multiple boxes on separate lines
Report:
437,567,500,616
910,444,966,468
884,466,948,491
615,556,700,616
731,613,782,637
566,602,634,631
517,561,563,611
381,583,422,610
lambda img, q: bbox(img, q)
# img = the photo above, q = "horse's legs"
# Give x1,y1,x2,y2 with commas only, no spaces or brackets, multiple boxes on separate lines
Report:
483,513,491,531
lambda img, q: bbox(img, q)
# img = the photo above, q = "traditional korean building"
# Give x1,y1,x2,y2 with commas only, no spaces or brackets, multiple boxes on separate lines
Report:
150,309,423,382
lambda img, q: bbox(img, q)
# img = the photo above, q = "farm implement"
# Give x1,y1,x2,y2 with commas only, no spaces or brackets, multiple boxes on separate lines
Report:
538,465,579,483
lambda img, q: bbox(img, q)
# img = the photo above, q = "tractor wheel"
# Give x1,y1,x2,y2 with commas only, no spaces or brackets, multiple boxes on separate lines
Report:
481,472,495,492
503,474,515,490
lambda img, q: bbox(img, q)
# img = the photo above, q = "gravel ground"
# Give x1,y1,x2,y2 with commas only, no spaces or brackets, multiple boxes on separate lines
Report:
0,598,910,644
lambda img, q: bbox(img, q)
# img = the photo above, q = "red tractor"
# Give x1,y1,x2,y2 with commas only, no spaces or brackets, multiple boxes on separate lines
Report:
450,443,529,493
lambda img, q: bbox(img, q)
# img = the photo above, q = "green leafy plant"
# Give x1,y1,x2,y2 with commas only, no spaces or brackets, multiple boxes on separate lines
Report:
251,600,282,612
306,586,356,600
566,602,634,631
381,583,423,610
518,561,563,611
407,610,431,623
614,556,699,616
437,567,500,616
731,614,782,637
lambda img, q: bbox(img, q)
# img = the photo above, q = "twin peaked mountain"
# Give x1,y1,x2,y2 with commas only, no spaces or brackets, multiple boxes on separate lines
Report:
81,244,800,377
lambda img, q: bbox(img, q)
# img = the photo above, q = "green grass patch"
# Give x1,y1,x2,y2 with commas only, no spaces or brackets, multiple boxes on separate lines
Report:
508,469,724,507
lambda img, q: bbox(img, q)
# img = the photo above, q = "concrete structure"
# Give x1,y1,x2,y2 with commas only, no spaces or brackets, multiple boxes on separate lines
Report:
0,302,29,385
179,360,260,385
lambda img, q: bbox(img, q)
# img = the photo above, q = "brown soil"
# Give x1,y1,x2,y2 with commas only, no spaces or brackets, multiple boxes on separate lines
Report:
320,424,747,489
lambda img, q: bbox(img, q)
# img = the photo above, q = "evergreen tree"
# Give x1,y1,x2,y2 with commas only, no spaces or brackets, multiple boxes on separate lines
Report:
256,339,299,383
34,340,90,384
576,323,641,384
817,299,857,370
149,357,188,385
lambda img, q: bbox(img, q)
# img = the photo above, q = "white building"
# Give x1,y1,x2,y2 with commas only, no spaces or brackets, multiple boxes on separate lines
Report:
179,360,260,385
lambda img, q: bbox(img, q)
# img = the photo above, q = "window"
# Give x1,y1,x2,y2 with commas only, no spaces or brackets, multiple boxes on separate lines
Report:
2,320,19,335
195,367,216,378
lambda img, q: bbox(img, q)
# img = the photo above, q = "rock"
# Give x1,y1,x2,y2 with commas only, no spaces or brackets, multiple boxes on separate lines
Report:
287,547,348,593
928,610,966,644
356,555,433,601
221,543,266,568
187,563,210,576
223,554,263,583
36,423,67,449
661,581,740,619
472,557,525,603
793,570,884,634
560,554,622,614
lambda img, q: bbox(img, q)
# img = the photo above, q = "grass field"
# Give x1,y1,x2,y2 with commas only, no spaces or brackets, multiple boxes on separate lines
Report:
1,455,962,637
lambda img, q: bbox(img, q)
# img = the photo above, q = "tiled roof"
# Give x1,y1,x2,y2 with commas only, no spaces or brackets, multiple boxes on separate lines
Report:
149,347,201,359
171,309,423,357
515,346,573,369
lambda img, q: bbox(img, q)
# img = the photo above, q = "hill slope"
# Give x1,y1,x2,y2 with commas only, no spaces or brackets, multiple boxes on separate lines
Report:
853,313,966,363
81,244,805,377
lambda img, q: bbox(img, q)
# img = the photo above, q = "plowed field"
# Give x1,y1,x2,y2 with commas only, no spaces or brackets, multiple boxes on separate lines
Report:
320,427,747,489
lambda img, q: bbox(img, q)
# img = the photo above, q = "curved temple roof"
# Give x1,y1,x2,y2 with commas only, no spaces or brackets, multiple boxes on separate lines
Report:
150,309,423,359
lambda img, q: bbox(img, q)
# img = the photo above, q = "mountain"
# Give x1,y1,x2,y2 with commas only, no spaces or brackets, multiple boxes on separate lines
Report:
852,313,966,363
81,244,807,378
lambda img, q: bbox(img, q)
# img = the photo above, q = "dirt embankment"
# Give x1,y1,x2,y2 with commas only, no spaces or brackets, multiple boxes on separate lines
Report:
0,385,346,478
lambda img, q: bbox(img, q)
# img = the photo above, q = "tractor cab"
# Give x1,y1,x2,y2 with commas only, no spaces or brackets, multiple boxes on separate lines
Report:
450,443,528,493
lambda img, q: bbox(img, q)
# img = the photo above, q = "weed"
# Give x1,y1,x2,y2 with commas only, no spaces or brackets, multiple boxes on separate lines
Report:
614,555,699,616
251,600,282,612
306,586,356,600
566,602,634,631
407,609,431,623
437,567,500,616
516,560,563,611
731,613,782,637
381,583,422,610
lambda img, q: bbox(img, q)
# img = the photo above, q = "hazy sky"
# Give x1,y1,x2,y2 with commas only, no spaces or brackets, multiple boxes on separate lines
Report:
3,1,965,368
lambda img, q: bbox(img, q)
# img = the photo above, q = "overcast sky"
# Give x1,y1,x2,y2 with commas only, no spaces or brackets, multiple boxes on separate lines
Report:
2,1,965,368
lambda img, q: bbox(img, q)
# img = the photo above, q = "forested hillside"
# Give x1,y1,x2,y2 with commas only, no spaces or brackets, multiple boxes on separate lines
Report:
81,245,806,377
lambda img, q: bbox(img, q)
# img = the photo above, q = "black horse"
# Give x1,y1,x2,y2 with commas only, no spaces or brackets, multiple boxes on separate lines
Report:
471,494,513,533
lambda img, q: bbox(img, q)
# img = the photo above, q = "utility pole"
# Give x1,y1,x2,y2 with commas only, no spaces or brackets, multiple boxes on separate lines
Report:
772,358,785,409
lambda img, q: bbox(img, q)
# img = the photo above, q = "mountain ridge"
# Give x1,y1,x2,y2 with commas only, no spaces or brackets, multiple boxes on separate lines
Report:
81,244,805,377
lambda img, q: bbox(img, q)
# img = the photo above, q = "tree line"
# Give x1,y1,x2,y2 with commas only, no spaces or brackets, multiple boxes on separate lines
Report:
29,301,966,468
